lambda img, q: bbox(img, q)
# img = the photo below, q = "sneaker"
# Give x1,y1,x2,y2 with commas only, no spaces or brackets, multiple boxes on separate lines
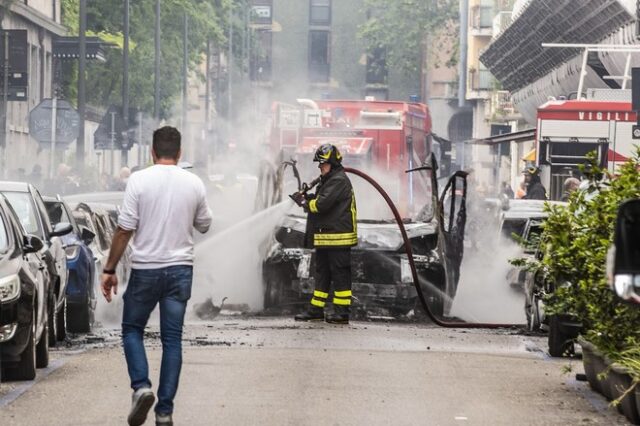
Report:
294,306,324,321
127,387,155,426
156,413,173,425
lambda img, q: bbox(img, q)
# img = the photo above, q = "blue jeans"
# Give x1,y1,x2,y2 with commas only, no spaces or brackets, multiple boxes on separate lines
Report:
122,265,193,415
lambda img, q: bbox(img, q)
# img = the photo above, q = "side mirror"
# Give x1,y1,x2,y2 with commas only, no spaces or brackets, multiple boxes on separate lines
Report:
607,199,640,304
79,226,95,245
51,222,73,237
23,234,44,253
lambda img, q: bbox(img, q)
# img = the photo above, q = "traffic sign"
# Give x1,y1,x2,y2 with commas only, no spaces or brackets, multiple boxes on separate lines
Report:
94,105,126,150
28,98,80,144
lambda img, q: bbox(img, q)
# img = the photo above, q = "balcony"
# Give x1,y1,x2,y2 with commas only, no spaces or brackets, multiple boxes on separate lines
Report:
470,5,494,37
468,68,493,98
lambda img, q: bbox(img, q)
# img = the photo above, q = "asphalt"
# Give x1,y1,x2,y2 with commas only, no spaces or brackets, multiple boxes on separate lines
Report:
0,317,630,425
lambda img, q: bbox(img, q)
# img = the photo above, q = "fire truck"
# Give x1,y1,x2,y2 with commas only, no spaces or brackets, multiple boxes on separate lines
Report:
268,98,435,214
536,99,635,199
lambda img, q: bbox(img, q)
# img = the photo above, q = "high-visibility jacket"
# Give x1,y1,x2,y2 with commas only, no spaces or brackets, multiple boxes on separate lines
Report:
305,167,357,248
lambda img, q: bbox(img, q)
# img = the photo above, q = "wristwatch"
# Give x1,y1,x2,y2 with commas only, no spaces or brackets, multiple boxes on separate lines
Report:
103,268,116,275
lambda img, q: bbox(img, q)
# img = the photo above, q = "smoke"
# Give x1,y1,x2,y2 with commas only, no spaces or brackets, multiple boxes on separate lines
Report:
449,202,527,324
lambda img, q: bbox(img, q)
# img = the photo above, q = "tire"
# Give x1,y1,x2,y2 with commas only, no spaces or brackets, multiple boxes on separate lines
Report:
548,315,573,357
56,298,66,342
67,299,91,333
4,307,37,381
525,295,541,332
36,309,50,369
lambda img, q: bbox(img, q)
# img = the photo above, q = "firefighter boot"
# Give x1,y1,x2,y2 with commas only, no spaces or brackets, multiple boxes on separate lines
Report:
325,306,350,324
294,306,324,322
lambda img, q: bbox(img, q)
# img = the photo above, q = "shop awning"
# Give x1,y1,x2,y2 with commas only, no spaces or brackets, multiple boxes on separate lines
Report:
296,137,373,156
608,149,628,163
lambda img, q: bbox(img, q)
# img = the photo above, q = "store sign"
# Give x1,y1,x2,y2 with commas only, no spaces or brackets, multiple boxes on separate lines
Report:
252,6,271,19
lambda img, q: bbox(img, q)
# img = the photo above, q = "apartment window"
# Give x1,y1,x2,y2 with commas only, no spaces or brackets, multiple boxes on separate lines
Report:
366,47,387,85
310,0,331,25
309,30,330,83
250,30,272,82
250,0,272,25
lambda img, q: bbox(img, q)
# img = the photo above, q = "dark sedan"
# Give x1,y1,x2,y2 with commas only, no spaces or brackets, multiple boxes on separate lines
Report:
0,194,50,381
0,181,72,346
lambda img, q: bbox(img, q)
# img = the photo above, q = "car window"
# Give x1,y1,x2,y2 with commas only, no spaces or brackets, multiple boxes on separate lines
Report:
0,213,9,253
501,219,527,242
3,191,43,238
45,201,64,224
94,215,111,251
32,189,53,236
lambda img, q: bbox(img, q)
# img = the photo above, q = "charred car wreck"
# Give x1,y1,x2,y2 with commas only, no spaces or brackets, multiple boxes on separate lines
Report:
260,159,467,319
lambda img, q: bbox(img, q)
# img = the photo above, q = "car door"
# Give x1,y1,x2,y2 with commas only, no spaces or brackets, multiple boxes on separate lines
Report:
32,187,68,298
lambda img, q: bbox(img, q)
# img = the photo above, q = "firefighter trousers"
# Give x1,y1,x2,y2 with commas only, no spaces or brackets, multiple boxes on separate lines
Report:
310,248,352,309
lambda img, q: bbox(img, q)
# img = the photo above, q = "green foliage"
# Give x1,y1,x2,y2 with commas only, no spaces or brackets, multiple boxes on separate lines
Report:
526,149,640,373
60,0,233,118
358,0,458,76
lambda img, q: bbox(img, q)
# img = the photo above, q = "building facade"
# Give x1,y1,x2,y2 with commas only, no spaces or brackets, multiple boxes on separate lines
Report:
0,2,65,180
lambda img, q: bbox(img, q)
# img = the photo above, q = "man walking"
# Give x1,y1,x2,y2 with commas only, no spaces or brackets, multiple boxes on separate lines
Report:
101,126,212,426
291,144,357,324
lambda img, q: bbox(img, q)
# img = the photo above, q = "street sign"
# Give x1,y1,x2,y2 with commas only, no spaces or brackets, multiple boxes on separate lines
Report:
633,125,640,139
28,98,80,144
94,105,126,150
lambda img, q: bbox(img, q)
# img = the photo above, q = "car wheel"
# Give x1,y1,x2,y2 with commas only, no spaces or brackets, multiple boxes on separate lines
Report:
48,293,58,347
4,306,37,381
36,307,50,369
56,298,67,341
548,315,573,357
67,298,91,333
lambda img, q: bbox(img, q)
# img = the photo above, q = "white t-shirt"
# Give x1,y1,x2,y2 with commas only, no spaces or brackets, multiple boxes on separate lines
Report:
118,164,212,269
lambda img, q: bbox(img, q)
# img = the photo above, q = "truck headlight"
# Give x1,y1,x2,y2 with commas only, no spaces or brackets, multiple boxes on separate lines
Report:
65,245,80,260
0,274,20,302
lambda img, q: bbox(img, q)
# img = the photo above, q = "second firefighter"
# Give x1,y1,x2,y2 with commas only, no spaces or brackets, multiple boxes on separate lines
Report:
291,144,357,324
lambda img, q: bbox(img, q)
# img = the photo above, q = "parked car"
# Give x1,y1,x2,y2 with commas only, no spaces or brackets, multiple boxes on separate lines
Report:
72,202,131,295
0,182,72,346
43,196,97,333
0,194,50,381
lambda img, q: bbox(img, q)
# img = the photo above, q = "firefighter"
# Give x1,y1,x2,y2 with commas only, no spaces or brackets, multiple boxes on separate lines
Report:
522,166,547,200
291,144,357,324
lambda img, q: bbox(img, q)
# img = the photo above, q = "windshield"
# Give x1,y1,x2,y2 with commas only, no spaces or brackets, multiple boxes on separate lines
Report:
3,192,42,238
0,214,8,253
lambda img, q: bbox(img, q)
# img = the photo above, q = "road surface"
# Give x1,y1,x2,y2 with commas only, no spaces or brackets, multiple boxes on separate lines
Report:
0,317,628,425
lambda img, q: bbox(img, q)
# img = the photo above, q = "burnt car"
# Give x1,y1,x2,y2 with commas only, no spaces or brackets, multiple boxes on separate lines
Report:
261,159,467,319
43,196,97,333
0,182,72,346
0,194,50,381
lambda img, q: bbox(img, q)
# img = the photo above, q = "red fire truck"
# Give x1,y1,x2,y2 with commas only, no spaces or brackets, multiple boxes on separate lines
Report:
268,99,434,214
536,99,635,199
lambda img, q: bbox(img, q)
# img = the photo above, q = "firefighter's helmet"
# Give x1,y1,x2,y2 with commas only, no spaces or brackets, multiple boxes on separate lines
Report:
313,144,342,166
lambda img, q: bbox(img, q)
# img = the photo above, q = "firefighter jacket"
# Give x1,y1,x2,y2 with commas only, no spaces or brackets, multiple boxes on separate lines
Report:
304,166,357,248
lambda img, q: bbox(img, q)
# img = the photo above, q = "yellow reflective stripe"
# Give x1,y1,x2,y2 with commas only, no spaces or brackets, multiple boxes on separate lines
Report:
311,298,326,307
314,238,358,247
333,297,351,306
350,191,357,236
334,290,352,298
313,290,329,299
309,199,318,213
314,232,357,240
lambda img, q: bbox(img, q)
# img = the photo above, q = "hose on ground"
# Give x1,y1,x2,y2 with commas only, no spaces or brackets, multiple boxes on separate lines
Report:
344,167,522,329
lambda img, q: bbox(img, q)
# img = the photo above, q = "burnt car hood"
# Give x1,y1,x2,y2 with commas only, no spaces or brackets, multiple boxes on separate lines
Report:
279,215,437,251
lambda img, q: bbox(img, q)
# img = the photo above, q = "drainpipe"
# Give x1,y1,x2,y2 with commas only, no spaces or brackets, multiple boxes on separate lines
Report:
456,0,470,170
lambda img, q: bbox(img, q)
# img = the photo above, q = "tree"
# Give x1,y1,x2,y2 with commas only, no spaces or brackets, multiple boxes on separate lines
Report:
358,0,459,77
60,0,232,119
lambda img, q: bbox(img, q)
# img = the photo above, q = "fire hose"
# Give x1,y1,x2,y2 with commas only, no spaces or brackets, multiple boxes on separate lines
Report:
342,167,521,329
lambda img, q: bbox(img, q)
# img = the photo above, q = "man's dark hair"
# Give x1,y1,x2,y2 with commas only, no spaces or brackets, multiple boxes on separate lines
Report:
152,126,181,159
